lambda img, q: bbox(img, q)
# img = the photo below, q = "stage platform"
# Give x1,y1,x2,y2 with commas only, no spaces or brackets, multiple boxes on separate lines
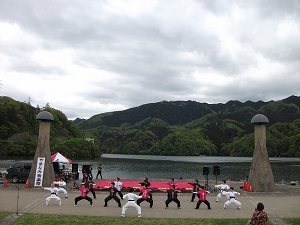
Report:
93,179,202,192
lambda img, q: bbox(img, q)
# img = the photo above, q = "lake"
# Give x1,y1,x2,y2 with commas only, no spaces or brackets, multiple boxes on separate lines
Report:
1,154,299,184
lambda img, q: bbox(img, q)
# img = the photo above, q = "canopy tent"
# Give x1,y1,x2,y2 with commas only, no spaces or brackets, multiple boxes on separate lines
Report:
51,152,73,163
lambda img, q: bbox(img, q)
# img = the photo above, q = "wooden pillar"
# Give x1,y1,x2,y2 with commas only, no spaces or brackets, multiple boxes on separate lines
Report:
28,112,55,187
248,115,276,192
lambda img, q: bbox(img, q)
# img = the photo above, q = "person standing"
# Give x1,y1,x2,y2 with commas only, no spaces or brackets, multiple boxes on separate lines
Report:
215,180,230,202
160,185,181,209
247,202,268,225
188,179,201,202
114,177,124,199
96,164,102,179
82,171,88,183
43,183,61,206
103,182,121,207
121,188,143,218
53,178,68,198
193,186,211,209
86,178,96,199
73,183,94,207
223,187,241,210
88,165,93,180
137,183,153,208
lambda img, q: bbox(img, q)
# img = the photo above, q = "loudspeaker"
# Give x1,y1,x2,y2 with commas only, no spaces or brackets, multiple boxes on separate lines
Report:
72,163,78,173
82,164,90,173
203,166,209,175
213,165,220,175
53,162,60,174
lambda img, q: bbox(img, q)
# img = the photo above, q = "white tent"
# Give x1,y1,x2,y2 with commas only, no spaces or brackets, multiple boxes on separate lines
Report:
51,152,73,163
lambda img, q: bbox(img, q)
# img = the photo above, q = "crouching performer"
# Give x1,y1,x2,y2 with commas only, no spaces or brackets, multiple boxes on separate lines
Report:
121,188,142,218
44,183,61,206
74,183,93,207
103,182,121,207
137,183,153,208
215,180,230,202
223,187,241,210
193,186,211,209
159,185,181,209
53,178,68,198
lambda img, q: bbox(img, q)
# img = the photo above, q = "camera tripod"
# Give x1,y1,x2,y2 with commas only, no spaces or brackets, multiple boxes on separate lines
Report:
12,187,23,216
70,179,79,191
204,174,214,192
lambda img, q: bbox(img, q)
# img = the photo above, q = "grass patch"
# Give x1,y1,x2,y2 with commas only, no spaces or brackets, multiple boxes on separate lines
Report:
8,213,300,225
10,214,251,225
0,212,11,220
282,218,300,225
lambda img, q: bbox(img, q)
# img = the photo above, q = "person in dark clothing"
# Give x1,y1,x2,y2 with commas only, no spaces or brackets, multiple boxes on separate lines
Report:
103,182,121,207
96,164,102,179
82,172,88,183
188,179,201,202
88,165,93,180
160,185,181,209
85,178,96,199
139,177,151,187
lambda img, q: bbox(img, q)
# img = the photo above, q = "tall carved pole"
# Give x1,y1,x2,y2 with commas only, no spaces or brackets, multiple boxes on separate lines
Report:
28,111,55,188
248,114,276,192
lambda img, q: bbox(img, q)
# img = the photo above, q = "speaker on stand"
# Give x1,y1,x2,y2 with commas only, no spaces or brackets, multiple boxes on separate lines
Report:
203,166,213,192
213,165,220,185
72,163,78,173
53,162,60,176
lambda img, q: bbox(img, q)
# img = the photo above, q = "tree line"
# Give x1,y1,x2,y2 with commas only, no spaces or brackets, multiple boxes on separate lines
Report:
1,95,300,158
0,96,101,158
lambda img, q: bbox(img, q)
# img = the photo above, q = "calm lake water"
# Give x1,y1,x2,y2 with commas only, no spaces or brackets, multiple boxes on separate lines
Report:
1,154,299,184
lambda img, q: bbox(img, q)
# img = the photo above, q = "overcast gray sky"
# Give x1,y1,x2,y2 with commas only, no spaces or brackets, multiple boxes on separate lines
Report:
0,0,299,120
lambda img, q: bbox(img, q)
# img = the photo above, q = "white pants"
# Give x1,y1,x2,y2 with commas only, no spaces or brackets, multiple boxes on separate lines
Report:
46,194,61,206
224,198,241,209
122,201,141,215
216,191,229,201
58,187,68,197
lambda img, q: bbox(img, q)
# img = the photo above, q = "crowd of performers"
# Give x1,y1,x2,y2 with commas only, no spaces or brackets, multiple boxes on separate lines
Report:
42,177,251,218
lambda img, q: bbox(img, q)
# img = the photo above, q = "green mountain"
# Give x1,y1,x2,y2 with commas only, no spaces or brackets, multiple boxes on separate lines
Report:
1,95,300,157
75,95,300,157
0,96,101,158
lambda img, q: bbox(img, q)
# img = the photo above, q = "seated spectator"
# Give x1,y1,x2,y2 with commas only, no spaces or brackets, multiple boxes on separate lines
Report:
247,202,268,225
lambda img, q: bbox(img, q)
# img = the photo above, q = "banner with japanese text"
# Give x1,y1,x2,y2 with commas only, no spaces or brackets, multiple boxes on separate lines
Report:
34,157,45,186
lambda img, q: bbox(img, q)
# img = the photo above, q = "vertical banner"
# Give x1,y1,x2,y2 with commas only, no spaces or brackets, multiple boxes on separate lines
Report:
34,157,45,186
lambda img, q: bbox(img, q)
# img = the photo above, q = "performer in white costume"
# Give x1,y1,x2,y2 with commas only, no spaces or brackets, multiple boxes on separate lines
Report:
222,187,241,210
114,177,123,199
44,183,61,206
215,180,230,202
53,178,68,198
121,188,142,218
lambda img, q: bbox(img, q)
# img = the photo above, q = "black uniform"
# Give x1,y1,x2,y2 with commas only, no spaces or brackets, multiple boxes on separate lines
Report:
188,180,201,202
104,186,121,207
165,189,181,208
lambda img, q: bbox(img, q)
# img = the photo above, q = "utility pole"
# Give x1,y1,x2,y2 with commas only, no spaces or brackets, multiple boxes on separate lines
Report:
27,96,32,105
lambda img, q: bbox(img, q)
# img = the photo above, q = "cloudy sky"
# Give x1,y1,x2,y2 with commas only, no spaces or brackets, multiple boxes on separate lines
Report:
0,0,299,120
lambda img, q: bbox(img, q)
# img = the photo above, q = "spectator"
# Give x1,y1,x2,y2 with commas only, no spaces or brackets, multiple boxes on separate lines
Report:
247,202,268,225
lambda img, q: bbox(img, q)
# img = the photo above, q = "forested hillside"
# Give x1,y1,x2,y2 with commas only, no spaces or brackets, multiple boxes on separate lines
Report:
1,95,300,158
75,95,300,157
0,96,101,158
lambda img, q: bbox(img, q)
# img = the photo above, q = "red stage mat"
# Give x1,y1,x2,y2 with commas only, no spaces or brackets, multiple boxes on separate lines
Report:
94,179,196,191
